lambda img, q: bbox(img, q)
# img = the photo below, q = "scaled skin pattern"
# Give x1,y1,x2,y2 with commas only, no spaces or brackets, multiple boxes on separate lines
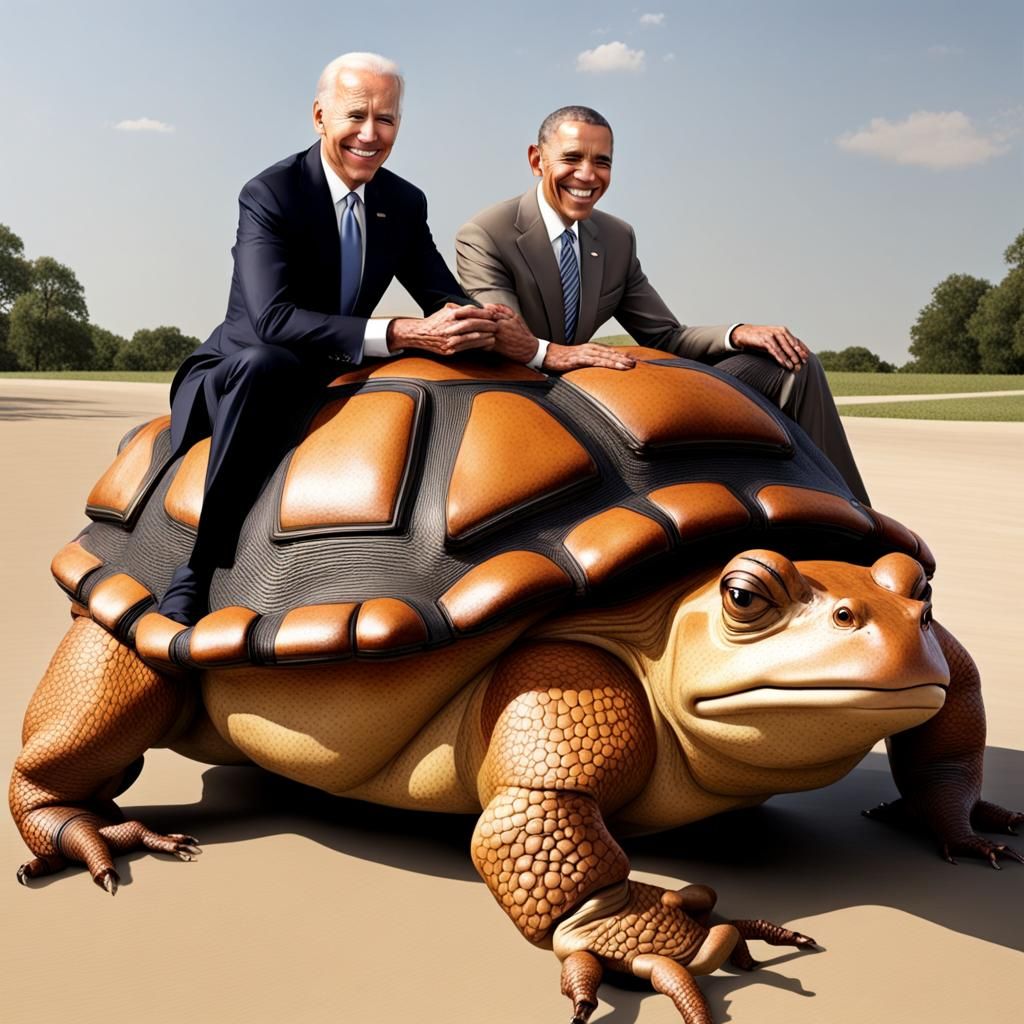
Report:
11,349,1022,1024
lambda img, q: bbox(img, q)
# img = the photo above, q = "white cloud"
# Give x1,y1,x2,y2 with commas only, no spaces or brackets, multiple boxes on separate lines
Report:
576,41,646,74
836,110,1009,169
115,117,175,134
640,12,665,26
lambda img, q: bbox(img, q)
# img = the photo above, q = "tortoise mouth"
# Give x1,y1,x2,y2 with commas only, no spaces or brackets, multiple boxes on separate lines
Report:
694,683,947,717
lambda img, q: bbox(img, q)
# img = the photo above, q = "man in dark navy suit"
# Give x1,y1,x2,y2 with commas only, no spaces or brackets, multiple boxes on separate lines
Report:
160,52,497,624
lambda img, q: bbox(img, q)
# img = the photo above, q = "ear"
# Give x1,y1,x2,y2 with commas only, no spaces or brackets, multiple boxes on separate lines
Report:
527,143,543,178
312,99,326,137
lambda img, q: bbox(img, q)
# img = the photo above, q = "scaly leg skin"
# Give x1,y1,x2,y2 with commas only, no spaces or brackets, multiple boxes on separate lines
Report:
474,641,817,1023
10,616,201,892
864,621,1023,868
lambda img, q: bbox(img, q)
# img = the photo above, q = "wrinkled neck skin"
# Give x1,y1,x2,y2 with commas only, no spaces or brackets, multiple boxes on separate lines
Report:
529,563,947,833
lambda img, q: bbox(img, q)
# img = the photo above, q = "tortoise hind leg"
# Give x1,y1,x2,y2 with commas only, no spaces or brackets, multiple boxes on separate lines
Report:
10,615,201,891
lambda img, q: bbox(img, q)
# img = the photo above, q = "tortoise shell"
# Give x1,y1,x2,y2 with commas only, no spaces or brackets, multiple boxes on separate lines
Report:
51,348,932,670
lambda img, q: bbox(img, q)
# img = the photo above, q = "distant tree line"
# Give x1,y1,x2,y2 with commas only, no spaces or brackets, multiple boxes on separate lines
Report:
903,228,1024,373
807,228,1024,375
0,223,198,372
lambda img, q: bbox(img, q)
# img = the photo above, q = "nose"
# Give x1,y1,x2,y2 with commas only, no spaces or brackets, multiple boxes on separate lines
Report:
357,118,378,143
575,161,597,183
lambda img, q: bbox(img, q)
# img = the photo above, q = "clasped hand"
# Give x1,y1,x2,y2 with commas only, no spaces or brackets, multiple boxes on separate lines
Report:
388,303,503,356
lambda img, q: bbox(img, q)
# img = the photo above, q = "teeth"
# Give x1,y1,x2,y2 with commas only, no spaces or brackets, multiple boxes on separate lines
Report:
566,188,595,198
348,148,378,157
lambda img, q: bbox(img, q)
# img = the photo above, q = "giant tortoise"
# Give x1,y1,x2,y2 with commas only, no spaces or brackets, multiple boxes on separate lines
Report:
10,349,1021,1023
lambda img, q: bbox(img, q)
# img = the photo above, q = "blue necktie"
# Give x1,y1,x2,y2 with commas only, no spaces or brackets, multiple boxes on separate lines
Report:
340,192,362,316
559,228,580,342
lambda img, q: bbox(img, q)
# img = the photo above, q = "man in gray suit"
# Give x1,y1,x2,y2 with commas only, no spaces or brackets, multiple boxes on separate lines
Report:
456,105,869,505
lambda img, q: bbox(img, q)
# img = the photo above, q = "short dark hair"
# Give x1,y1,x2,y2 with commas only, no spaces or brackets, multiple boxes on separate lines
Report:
538,106,614,147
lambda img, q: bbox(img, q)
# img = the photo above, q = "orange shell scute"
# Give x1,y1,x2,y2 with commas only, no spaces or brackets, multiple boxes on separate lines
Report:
279,391,418,532
440,551,572,632
51,539,103,599
274,603,358,661
328,354,547,386
757,485,873,534
88,573,154,633
355,598,428,652
86,416,170,522
563,508,670,586
648,482,751,541
164,438,210,529
446,392,597,541
188,607,259,665
563,362,789,451
135,612,187,665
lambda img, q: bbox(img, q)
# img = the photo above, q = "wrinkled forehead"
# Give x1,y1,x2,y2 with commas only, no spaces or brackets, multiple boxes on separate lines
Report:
541,120,613,159
331,69,402,114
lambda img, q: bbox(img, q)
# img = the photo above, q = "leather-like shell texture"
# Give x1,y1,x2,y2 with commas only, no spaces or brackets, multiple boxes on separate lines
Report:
64,353,928,666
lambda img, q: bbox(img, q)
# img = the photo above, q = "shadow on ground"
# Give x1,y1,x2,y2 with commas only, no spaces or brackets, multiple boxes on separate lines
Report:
88,747,1024,957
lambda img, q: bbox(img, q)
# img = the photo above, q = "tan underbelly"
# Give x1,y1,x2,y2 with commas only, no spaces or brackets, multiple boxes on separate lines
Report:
195,622,523,798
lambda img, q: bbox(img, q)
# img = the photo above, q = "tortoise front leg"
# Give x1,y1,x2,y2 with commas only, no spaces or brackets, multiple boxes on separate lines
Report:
10,616,201,891
474,641,815,1022
865,621,1023,867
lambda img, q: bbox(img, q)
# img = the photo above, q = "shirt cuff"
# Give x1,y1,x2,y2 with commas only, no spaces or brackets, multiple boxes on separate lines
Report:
527,338,550,370
725,323,744,352
362,318,396,359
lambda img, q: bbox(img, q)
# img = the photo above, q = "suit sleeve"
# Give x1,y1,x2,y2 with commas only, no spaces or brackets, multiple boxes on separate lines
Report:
394,190,470,315
455,220,523,314
234,181,366,362
615,228,731,360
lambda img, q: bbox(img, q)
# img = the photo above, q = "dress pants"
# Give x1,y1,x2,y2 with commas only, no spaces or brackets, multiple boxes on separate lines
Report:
160,345,331,621
714,351,870,505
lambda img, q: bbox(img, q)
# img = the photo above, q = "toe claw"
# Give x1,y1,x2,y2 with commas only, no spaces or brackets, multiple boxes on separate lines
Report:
16,864,30,886
97,869,119,895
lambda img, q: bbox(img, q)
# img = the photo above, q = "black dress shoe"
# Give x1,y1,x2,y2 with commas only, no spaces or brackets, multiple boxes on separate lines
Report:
158,564,210,626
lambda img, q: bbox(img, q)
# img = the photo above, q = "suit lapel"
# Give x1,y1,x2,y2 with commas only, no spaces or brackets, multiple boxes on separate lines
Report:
360,176,391,311
575,218,603,345
302,143,341,309
515,191,565,343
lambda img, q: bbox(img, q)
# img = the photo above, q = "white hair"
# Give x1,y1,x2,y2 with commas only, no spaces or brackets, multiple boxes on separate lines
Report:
316,52,404,114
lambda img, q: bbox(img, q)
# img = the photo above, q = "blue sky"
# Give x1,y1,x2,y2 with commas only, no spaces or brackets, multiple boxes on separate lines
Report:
1,0,1020,362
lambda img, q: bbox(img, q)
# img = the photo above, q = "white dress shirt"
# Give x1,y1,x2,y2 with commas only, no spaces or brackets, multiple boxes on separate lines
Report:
320,151,391,359
530,182,739,368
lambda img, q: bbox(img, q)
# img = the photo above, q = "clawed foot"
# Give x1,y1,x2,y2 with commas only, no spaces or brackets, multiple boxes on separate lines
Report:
864,797,1024,868
728,920,817,970
17,810,201,892
556,881,817,1023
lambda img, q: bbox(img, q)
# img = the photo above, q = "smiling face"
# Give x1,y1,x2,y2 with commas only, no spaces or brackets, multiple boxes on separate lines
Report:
313,68,401,190
529,120,613,226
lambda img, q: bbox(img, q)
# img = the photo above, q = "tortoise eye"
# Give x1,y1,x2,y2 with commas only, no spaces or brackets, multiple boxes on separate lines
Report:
721,576,777,629
833,605,857,628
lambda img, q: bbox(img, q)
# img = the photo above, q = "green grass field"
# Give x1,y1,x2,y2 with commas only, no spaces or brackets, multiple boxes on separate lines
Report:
825,372,1024,396
839,395,1024,421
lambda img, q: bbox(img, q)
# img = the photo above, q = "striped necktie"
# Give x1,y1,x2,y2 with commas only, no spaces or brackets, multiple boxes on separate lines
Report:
559,228,580,342
340,192,362,316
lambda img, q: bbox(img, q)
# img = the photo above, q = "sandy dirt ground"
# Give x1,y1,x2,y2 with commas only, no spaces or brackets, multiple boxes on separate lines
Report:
1,378,1021,1024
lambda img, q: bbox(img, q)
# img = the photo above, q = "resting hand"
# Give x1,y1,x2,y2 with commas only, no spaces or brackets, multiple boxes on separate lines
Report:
730,324,809,371
542,342,636,373
388,303,497,356
490,312,542,363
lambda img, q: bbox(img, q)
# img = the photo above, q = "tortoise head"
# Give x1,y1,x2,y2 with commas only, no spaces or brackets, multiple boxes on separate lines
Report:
666,549,949,775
